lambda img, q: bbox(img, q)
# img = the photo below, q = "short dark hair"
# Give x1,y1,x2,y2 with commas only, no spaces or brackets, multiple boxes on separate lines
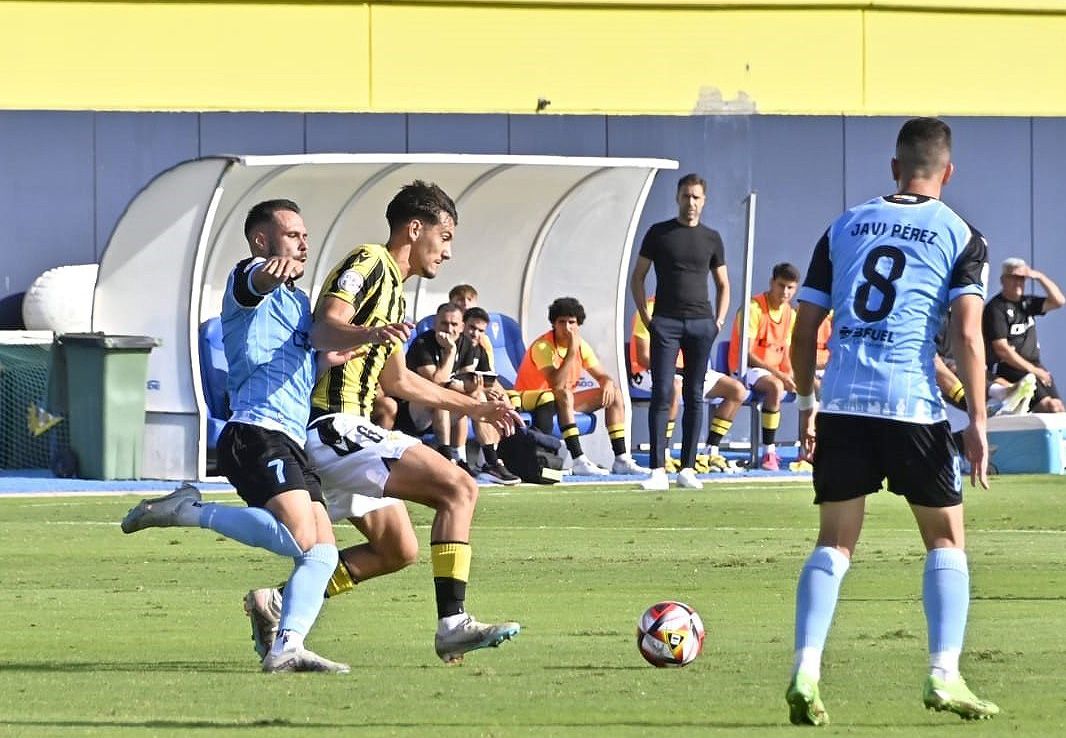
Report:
463,306,490,325
895,117,952,177
772,262,800,283
244,199,300,240
677,173,707,194
548,297,585,325
386,180,458,231
436,301,462,317
449,284,478,301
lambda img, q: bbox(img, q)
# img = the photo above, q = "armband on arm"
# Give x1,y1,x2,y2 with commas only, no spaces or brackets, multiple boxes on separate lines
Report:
795,393,818,412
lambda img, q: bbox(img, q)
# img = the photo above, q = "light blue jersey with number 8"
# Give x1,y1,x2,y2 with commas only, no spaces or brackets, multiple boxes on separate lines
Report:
798,193,988,423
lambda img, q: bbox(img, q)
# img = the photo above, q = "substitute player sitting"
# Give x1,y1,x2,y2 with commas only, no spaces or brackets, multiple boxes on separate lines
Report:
728,263,800,471
514,296,648,477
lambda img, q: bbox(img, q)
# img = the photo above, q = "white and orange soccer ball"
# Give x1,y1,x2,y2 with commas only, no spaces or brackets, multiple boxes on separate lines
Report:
636,600,706,667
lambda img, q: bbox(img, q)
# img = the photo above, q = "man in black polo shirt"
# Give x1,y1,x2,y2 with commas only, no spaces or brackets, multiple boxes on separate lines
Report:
630,173,730,490
983,257,1065,413
398,302,520,483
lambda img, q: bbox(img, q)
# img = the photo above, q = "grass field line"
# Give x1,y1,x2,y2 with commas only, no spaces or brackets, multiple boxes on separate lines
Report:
39,519,1066,535
3,482,805,504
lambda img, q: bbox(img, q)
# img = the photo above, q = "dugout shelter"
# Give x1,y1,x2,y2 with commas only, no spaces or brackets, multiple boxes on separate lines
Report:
90,154,678,480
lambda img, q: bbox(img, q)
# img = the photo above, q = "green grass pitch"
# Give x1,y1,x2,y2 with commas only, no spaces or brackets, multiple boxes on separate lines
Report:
2,476,1064,737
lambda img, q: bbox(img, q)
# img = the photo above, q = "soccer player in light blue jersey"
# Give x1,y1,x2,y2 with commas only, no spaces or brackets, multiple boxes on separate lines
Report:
785,118,999,724
121,199,411,673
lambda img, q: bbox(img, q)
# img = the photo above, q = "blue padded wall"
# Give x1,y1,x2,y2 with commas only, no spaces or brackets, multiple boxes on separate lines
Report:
94,112,199,259
750,116,845,292
508,115,606,156
406,114,509,154
0,111,95,317
305,113,406,153
199,112,305,157
1031,118,1066,382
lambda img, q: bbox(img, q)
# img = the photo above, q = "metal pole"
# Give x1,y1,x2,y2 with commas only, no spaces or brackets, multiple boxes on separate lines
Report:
740,192,758,467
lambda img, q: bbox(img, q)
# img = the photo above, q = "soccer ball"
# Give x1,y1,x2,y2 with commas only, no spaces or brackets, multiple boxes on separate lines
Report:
636,600,705,667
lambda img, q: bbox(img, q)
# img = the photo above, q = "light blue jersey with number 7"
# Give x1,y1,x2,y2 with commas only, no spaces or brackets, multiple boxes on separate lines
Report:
798,193,988,423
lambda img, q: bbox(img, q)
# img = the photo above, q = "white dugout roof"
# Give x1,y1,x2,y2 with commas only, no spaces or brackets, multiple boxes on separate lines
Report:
92,154,678,480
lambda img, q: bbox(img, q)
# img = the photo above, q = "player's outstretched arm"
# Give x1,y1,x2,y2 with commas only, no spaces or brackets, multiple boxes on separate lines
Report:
311,294,412,351
951,294,989,489
380,352,521,436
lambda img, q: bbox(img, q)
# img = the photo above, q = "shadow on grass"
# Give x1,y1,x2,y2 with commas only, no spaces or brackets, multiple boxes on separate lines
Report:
0,718,807,730
0,660,249,673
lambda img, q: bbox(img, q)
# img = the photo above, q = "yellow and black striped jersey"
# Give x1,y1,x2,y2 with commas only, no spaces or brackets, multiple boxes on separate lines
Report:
311,244,405,417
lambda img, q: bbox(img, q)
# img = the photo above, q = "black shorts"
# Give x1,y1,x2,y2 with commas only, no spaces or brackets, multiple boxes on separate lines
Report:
394,400,431,437
216,422,324,509
1033,378,1061,408
812,413,962,508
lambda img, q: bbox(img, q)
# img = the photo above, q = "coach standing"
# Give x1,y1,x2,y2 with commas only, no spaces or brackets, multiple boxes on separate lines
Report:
630,173,730,491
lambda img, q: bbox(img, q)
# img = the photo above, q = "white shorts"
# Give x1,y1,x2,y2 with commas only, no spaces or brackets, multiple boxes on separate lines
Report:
305,413,419,523
703,368,727,392
740,367,772,389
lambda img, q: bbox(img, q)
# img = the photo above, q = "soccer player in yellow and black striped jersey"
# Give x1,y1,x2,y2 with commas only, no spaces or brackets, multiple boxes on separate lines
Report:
311,243,407,418
303,180,523,664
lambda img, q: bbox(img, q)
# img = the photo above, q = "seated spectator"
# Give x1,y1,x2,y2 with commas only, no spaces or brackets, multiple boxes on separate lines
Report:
983,257,1065,413
937,309,1034,416
728,262,800,471
458,306,521,484
630,296,746,474
394,302,519,485
449,283,495,369
514,296,648,477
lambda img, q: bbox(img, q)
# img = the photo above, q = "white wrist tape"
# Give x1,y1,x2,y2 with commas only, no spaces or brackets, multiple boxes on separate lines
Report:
796,393,818,412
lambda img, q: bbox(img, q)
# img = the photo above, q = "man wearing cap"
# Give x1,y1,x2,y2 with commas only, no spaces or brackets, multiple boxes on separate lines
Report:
982,257,1065,413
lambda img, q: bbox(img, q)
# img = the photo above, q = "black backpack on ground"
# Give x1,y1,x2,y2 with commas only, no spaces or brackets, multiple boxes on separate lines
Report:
497,427,564,484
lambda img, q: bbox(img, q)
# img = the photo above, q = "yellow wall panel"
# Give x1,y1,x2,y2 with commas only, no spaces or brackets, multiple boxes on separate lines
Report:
1,2,370,110
4,1,1066,114
864,11,1066,115
370,6,863,114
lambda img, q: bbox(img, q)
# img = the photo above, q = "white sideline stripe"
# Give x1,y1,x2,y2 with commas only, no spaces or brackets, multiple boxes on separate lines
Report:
42,520,1066,535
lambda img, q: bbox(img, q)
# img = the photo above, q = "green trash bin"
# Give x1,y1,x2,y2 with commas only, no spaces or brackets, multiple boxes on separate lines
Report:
57,333,160,480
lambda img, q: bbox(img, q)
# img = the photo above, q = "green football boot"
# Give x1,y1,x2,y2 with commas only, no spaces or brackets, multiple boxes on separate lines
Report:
786,672,829,726
923,675,1000,720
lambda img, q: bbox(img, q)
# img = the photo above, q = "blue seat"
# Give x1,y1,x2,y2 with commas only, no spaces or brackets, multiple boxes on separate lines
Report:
198,317,229,449
484,312,525,390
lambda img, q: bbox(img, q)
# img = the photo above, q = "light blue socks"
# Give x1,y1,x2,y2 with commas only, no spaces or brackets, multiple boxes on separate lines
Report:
793,546,851,679
923,547,969,675
197,503,303,557
278,543,340,636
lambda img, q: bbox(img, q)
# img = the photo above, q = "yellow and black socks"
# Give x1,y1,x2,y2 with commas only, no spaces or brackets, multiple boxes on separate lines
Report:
761,409,780,446
325,558,357,597
665,420,676,446
431,541,471,618
706,416,733,448
561,423,583,458
279,557,357,599
607,422,627,457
